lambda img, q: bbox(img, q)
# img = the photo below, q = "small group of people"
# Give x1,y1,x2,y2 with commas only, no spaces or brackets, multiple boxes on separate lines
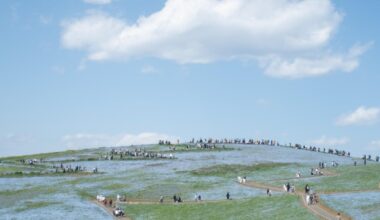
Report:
310,168,323,176
53,163,88,173
305,193,319,205
266,188,272,197
304,184,319,205
173,194,183,203
318,162,327,169
296,171,301,178
283,182,295,193
194,194,202,202
116,194,127,202
237,176,247,184
158,140,172,145
97,195,113,207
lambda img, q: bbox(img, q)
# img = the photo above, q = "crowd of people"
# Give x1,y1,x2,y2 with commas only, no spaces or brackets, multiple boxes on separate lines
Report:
189,138,278,146
291,143,351,158
106,148,175,160
164,137,378,161
52,163,95,173
19,158,42,165
166,137,380,161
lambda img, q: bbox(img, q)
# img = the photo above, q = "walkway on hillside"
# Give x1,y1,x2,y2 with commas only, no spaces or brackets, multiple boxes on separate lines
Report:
93,200,131,220
240,180,351,220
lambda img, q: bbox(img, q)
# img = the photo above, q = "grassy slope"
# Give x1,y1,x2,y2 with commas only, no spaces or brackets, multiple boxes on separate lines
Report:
123,195,317,220
190,163,293,177
0,149,87,161
268,163,380,193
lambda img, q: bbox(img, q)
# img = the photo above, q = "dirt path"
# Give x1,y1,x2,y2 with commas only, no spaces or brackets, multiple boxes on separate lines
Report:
117,198,226,205
92,200,131,220
268,170,337,182
92,198,227,220
92,169,376,220
240,181,351,220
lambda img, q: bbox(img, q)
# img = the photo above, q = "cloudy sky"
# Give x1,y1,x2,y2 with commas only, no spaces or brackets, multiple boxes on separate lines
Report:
1,0,379,156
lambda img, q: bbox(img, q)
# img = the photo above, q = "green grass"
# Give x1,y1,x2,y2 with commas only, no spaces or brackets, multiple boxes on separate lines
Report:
190,163,292,177
0,149,86,161
77,190,94,200
122,194,317,220
127,181,215,200
101,183,129,190
0,171,99,178
268,163,380,193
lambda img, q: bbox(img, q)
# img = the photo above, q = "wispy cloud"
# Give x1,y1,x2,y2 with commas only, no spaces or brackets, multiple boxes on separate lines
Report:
261,43,372,79
62,132,179,149
61,0,368,78
336,106,380,126
83,0,112,5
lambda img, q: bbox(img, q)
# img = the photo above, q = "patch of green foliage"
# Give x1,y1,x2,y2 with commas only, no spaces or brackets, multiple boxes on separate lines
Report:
268,163,380,193
190,163,292,177
0,150,85,161
101,183,129,190
77,190,93,200
122,194,317,220
126,181,215,200
0,171,99,178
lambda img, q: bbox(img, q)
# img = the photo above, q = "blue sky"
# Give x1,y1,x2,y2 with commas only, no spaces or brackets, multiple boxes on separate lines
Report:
1,0,380,157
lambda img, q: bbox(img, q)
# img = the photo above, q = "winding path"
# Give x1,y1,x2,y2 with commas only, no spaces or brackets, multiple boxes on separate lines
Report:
92,169,380,220
93,200,131,220
240,180,351,220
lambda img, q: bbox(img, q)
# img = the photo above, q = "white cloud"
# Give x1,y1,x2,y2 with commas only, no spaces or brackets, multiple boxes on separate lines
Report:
83,0,112,5
61,0,368,78
261,43,371,79
62,132,179,149
310,135,349,146
336,106,380,126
